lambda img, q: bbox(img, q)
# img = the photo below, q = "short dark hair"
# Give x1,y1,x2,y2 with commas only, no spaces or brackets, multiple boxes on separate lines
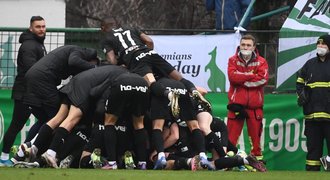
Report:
30,16,44,25
241,34,256,46
101,16,119,27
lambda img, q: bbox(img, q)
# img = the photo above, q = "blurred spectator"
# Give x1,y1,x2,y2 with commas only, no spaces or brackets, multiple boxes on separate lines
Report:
205,0,252,30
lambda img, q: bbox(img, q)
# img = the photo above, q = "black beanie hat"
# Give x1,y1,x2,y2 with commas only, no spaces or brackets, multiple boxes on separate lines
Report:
317,34,330,48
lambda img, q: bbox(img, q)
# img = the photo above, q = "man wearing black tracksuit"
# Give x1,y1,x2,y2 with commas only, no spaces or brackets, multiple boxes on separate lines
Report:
0,16,47,167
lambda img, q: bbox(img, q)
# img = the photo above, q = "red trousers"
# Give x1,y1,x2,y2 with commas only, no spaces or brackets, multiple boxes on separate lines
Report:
227,108,263,156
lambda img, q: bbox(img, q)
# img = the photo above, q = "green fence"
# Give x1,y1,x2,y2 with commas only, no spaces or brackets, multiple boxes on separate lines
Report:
0,27,102,88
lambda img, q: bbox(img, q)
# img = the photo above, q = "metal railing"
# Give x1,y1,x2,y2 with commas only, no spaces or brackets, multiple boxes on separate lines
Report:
0,27,102,88
0,27,279,88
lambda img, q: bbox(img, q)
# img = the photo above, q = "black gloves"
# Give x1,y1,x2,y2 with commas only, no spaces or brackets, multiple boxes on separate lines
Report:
297,87,309,106
227,103,248,120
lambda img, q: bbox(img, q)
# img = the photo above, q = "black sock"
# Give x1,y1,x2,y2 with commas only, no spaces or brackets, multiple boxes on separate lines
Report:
174,157,190,170
80,156,94,169
214,156,244,169
89,124,105,149
152,129,164,153
180,78,196,92
49,127,69,153
206,132,226,157
57,130,87,160
191,129,206,153
150,81,166,97
34,124,54,153
25,120,44,142
227,141,238,154
104,125,117,161
134,128,147,161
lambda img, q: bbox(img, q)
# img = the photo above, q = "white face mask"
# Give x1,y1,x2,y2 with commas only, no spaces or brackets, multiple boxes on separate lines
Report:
240,50,252,57
316,47,328,56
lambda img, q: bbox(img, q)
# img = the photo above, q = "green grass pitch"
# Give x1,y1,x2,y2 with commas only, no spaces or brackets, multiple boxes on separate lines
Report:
0,168,329,180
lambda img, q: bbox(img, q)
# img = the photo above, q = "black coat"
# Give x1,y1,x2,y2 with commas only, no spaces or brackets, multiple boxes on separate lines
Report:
12,30,46,100
296,55,330,121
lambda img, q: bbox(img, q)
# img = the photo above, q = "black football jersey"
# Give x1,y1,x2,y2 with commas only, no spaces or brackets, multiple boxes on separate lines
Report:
102,27,148,61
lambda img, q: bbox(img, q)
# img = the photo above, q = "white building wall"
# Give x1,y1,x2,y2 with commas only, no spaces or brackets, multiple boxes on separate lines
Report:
0,0,66,141
0,0,65,27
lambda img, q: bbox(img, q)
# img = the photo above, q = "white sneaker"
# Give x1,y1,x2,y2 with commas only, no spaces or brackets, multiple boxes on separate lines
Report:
41,152,58,168
59,155,74,168
320,156,330,171
11,143,30,164
13,161,40,168
191,155,202,171
153,156,166,170
200,156,215,170
25,146,37,162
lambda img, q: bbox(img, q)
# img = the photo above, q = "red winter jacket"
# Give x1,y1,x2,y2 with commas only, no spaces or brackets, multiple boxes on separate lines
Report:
227,47,269,109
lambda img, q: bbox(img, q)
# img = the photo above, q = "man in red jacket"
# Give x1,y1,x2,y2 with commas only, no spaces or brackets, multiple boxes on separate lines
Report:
226,34,268,161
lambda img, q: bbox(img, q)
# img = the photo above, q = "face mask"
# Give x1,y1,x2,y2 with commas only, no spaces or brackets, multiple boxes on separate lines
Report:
316,47,328,56
240,50,252,56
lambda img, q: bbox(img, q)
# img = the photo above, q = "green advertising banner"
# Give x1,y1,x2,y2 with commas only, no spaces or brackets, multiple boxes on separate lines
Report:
0,90,36,153
0,90,307,170
276,0,330,91
207,92,306,170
